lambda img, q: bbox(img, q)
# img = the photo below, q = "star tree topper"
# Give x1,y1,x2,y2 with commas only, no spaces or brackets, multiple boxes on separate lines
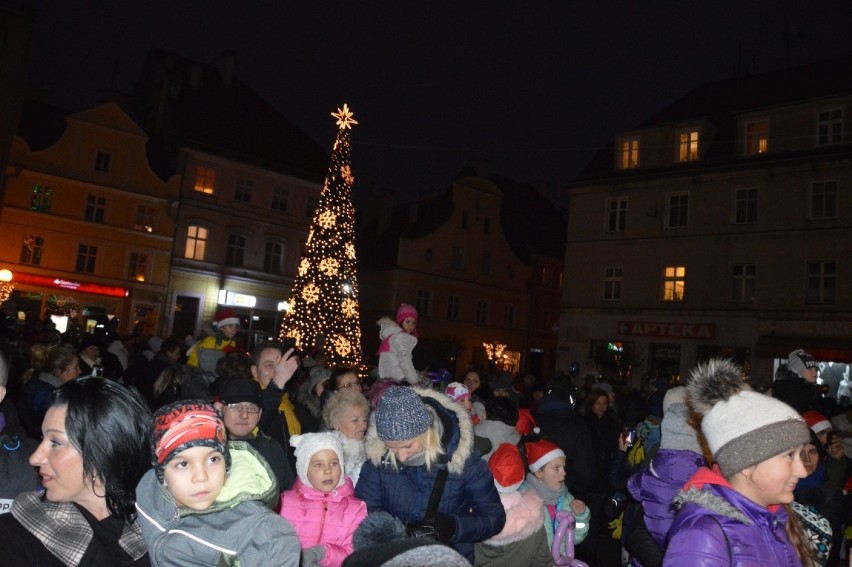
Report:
331,103,358,130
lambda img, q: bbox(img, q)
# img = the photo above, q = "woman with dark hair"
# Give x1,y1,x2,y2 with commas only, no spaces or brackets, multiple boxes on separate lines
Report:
18,346,81,438
0,377,152,566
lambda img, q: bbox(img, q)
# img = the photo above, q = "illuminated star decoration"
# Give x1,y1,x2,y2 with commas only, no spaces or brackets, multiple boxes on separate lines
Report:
331,103,358,130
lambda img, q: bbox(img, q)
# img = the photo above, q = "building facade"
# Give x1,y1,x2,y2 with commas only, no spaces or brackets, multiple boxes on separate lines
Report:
559,57,852,392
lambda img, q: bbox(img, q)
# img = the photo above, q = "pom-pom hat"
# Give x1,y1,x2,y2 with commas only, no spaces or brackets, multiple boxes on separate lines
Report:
444,382,470,402
374,386,432,441
525,439,566,473
151,400,230,482
802,411,832,435
290,432,346,489
214,307,240,329
687,358,810,477
488,443,525,492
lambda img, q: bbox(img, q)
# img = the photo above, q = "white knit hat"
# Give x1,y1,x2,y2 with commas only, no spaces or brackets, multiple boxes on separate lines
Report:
688,358,810,477
290,432,346,489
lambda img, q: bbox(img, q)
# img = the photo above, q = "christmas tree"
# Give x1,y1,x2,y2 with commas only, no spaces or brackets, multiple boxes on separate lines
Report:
279,104,363,367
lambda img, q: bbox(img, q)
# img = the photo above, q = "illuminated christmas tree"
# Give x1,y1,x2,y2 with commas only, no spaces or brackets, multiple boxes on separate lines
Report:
279,104,362,366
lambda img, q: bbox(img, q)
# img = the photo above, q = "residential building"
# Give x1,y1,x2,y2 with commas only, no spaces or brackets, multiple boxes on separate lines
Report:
560,56,852,393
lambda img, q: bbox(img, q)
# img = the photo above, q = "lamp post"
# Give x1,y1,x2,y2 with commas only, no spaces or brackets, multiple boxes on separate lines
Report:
0,269,14,306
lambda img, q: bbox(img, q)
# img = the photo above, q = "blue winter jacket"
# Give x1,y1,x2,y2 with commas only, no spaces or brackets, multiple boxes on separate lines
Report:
355,387,506,562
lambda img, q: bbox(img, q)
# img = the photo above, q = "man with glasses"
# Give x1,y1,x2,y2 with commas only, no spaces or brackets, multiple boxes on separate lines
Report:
216,378,294,492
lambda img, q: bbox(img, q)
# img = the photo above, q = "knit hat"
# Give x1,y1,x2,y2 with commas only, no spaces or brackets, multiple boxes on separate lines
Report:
290,432,346,489
687,358,810,477
525,439,565,473
801,411,832,435
444,382,470,402
488,443,525,492
214,307,240,328
309,366,332,394
374,386,432,441
395,304,418,325
219,378,262,406
787,349,818,378
151,400,230,482
660,388,702,454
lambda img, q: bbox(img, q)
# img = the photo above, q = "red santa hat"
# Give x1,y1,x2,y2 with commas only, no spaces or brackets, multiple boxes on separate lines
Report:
525,439,565,473
488,443,525,493
801,411,832,435
214,307,240,328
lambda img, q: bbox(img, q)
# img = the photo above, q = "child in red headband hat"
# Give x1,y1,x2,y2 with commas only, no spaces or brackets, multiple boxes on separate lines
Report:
376,304,421,384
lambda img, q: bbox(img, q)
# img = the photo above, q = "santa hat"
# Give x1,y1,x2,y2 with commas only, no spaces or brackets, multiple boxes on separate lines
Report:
688,358,809,477
290,432,346,489
214,307,240,328
488,443,525,492
444,382,470,402
525,439,565,473
801,411,832,435
151,400,230,482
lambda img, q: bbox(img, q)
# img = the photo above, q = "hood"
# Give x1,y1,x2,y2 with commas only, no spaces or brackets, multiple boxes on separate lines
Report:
628,448,706,499
365,387,474,475
295,378,322,418
377,317,403,340
674,465,784,525
481,489,544,545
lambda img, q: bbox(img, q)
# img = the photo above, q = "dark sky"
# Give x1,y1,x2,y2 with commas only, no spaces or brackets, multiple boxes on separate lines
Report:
18,1,852,202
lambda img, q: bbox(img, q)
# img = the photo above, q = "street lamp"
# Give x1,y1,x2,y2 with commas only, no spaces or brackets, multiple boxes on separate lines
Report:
0,269,14,305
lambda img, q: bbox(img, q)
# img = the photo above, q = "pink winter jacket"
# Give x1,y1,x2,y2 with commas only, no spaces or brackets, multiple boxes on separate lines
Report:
280,477,367,567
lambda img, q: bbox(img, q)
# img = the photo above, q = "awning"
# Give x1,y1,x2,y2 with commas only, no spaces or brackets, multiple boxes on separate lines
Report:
755,334,852,361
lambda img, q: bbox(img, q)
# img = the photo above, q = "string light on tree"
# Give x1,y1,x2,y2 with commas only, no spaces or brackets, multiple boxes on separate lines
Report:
279,103,363,366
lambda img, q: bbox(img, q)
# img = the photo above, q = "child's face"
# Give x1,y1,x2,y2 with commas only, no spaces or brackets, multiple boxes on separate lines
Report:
535,456,567,491
458,397,472,412
163,446,227,511
219,323,238,339
401,317,417,334
307,449,342,493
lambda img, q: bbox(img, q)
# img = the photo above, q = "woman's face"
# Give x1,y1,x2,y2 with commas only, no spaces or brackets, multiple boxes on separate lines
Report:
337,404,369,440
591,394,608,418
463,371,480,393
735,445,806,508
534,456,567,491
801,443,820,476
57,356,81,382
30,405,102,514
384,436,424,463
336,372,362,392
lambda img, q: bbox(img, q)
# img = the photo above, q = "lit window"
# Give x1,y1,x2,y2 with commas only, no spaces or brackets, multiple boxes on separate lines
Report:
810,181,837,219
678,130,700,162
185,225,208,260
128,252,148,281
607,198,628,232
226,234,247,267
619,138,640,169
663,266,686,302
666,192,689,229
20,235,44,265
806,261,835,304
194,167,216,194
603,267,622,301
272,187,289,212
94,151,112,173
263,241,284,274
135,205,155,232
503,305,515,328
817,109,843,146
745,121,768,155
76,244,98,274
734,188,758,224
30,184,53,213
731,264,756,303
85,195,106,223
447,295,461,321
476,300,489,325
234,177,253,203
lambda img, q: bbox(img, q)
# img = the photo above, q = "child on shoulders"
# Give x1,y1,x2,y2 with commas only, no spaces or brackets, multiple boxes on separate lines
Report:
376,304,419,384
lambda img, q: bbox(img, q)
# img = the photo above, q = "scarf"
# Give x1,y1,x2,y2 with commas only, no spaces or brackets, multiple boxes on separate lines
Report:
524,472,563,506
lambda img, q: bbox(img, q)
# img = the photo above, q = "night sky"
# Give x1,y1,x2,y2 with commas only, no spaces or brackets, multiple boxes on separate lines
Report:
19,1,852,202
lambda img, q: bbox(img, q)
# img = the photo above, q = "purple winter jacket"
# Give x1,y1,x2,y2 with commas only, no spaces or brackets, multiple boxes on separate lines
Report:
627,448,705,548
664,467,803,567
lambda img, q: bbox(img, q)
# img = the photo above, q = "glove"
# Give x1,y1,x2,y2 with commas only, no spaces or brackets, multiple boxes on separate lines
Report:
300,545,326,567
433,513,457,544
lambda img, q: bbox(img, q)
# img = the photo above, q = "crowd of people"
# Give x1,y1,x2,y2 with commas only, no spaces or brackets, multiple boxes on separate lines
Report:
0,303,850,566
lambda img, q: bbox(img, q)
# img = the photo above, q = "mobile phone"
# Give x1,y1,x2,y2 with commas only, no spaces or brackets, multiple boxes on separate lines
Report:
624,428,637,448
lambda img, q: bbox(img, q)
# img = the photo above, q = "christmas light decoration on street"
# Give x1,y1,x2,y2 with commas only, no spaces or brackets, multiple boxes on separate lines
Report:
0,269,14,306
279,104,363,366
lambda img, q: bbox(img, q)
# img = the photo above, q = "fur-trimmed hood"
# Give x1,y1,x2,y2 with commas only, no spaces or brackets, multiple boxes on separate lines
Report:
365,387,474,475
377,317,403,340
673,486,751,525
481,489,544,545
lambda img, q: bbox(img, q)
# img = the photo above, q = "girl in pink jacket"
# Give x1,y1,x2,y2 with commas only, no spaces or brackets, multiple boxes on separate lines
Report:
281,432,367,567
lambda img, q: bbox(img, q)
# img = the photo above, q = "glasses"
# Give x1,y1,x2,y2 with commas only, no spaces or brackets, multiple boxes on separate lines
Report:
338,381,362,390
226,403,261,414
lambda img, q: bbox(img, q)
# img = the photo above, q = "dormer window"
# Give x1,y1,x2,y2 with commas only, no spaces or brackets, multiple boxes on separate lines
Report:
745,121,768,155
677,130,700,162
619,137,640,169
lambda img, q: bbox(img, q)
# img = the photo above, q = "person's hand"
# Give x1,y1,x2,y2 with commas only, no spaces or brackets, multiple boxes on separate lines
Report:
618,432,628,452
569,499,586,515
827,434,844,460
272,348,299,389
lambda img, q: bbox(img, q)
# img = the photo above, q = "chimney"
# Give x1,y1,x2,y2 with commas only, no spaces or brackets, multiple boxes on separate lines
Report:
217,51,235,85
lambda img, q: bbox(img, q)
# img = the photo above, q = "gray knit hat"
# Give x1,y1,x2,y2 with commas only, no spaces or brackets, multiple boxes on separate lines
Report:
309,366,332,394
787,349,818,378
660,388,702,454
374,386,432,441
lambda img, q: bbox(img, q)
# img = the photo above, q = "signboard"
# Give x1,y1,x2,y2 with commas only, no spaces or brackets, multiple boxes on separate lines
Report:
14,272,129,298
218,290,257,308
617,321,715,340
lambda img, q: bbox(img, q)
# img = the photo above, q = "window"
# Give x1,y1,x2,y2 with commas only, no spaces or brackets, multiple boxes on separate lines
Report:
85,195,106,223
603,267,622,301
226,234,247,267
415,290,431,317
678,130,700,162
128,252,148,281
234,177,253,203
30,184,53,212
447,295,461,321
185,225,208,260
806,261,836,304
619,137,640,169
451,247,465,271
194,167,216,194
503,305,515,328
461,211,468,229
263,241,284,274
20,235,44,265
306,196,317,219
731,264,756,303
475,300,489,325
745,121,768,155
94,151,112,173
135,205,155,232
666,192,689,229
607,198,628,232
810,181,837,219
817,109,843,146
76,244,98,274
734,188,758,224
663,266,686,302
480,252,492,276
271,187,289,212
